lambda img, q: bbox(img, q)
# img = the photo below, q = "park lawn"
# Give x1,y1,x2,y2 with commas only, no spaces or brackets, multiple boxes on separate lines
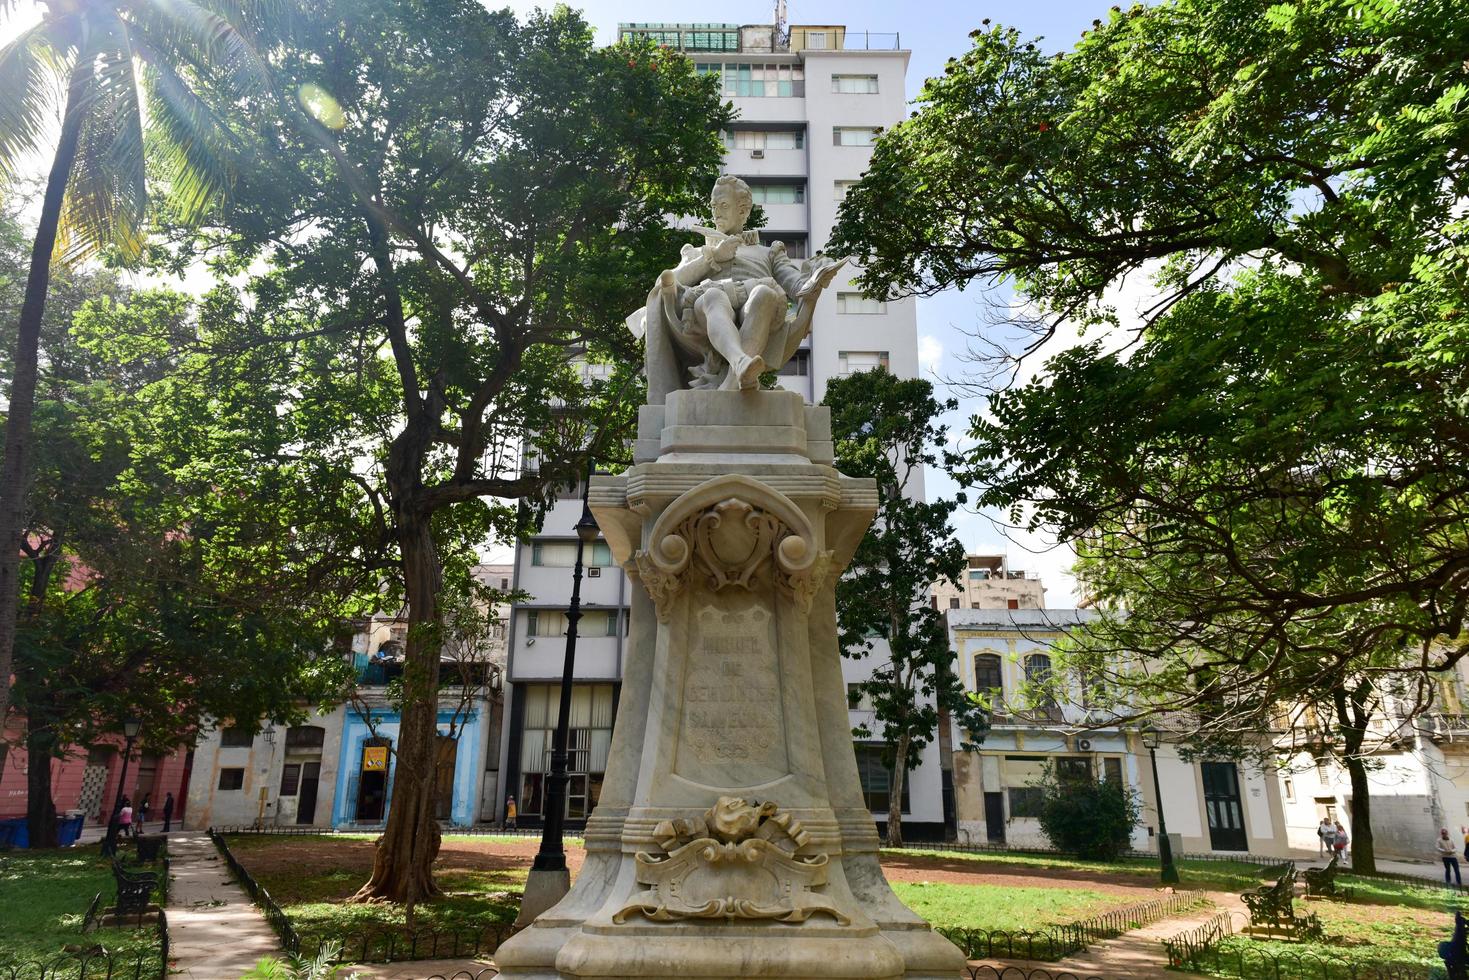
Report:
0,847,164,970
1204,899,1452,977
884,847,1268,893
890,880,1127,933
226,834,522,956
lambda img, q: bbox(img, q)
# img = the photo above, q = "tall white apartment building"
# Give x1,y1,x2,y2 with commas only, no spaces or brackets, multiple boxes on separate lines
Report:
494,21,949,839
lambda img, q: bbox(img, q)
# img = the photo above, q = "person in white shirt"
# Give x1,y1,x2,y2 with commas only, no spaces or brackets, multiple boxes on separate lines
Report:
1437,828,1462,885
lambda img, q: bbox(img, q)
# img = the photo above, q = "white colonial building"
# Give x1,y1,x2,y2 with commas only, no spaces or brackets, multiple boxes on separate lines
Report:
947,609,1290,856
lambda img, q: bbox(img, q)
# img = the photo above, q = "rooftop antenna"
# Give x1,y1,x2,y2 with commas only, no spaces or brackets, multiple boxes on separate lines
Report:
774,0,790,49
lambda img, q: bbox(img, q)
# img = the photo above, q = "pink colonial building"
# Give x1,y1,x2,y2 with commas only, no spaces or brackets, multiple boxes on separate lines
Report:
0,716,194,830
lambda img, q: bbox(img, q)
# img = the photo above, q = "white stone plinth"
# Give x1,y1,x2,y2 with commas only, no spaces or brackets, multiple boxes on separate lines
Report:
494,389,963,980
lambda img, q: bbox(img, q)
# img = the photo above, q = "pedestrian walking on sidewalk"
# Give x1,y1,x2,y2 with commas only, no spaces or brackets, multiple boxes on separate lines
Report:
1319,818,1337,856
118,798,133,839
138,793,151,836
162,792,174,833
1438,828,1462,885
1333,821,1349,865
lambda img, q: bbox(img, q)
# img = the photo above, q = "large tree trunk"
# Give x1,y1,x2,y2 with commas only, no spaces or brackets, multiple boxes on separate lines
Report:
352,508,445,904
0,63,88,725
25,709,58,849
1333,683,1377,874
886,733,909,848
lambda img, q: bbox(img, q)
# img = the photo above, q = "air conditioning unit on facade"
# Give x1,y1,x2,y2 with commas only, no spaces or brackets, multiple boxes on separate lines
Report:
1078,738,1092,751
588,567,601,578
751,149,765,158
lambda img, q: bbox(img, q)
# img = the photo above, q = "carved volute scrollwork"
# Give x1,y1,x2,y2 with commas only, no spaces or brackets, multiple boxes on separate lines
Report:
613,796,850,926
629,476,832,622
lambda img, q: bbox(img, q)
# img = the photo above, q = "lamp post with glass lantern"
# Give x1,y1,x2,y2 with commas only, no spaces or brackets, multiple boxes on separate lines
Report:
516,468,601,926
1141,724,1181,884
101,717,142,856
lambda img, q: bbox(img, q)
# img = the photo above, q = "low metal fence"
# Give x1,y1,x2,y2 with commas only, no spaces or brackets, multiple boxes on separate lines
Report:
2,906,169,980
329,923,517,964
210,824,555,839
963,970,1111,980
1173,944,1431,979
939,890,1206,961
208,827,302,954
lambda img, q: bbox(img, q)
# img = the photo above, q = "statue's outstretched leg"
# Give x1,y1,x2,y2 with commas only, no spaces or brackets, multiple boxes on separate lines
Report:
696,290,765,390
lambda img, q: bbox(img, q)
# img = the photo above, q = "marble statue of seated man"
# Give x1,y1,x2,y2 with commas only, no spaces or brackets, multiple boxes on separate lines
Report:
628,175,846,405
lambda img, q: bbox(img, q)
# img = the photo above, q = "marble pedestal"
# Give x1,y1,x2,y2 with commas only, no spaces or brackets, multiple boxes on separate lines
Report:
494,389,964,980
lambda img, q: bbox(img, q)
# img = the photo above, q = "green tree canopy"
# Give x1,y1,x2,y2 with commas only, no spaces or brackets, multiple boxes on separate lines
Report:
830,0,1469,751
154,0,731,902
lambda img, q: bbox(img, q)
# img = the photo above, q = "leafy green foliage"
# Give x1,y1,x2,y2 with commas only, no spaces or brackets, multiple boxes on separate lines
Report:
0,849,164,967
1034,769,1140,861
831,0,1469,734
824,369,988,844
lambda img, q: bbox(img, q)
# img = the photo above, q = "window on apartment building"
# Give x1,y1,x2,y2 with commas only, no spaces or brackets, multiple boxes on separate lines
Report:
1002,755,1047,818
285,726,325,750
833,126,881,146
804,31,829,49
832,73,879,93
1024,653,1059,714
759,232,807,258
973,654,1003,695
837,293,887,315
948,597,960,610
1056,757,1093,783
621,27,740,52
279,763,301,796
778,349,811,376
1316,758,1330,785
518,683,615,818
1007,598,1020,610
749,184,805,205
1104,757,1124,784
724,129,805,150
835,180,858,202
220,726,253,748
837,350,891,376
218,768,245,791
526,609,619,638
697,62,804,97
1283,777,1295,802
847,683,875,712
1008,786,1043,818
532,540,613,567
853,744,909,813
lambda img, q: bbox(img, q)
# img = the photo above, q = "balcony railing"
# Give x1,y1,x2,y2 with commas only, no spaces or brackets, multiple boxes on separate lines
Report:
1425,713,1469,741
789,29,900,51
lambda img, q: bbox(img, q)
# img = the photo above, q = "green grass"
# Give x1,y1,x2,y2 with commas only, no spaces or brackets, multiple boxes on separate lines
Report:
884,847,1270,893
227,834,522,956
0,848,163,970
890,880,1126,933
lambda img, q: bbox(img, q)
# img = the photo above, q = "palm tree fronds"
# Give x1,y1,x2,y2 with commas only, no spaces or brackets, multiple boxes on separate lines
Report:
135,43,242,223
0,23,66,184
131,0,272,97
54,46,147,265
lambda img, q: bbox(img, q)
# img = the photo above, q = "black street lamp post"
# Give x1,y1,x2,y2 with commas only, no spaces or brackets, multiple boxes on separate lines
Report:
1141,725,1181,885
516,469,600,925
101,717,142,857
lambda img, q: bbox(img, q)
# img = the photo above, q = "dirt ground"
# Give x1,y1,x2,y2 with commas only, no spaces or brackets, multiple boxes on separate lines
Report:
235,835,1167,902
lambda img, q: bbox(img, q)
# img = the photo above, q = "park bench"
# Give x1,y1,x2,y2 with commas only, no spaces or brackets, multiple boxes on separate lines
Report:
134,834,165,862
110,858,159,917
1241,863,1323,940
1440,909,1467,980
1304,853,1341,898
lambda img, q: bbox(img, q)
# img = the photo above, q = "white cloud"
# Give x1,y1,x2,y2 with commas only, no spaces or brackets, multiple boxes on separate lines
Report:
917,334,943,375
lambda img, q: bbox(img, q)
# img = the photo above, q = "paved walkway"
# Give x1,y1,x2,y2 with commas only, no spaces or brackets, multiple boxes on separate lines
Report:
165,833,283,979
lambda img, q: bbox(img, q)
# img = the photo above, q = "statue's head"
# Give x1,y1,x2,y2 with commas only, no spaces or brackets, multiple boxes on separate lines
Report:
710,176,753,235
